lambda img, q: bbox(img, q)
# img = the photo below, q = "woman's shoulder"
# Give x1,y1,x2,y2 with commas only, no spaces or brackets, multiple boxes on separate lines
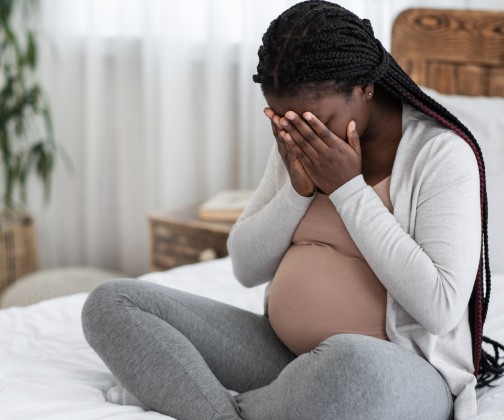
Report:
402,103,451,142
401,103,476,163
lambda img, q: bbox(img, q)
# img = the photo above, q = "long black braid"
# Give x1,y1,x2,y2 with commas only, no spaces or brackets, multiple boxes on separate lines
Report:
253,0,504,387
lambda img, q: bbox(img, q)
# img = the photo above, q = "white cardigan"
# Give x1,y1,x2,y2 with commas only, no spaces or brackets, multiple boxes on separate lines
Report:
228,104,481,419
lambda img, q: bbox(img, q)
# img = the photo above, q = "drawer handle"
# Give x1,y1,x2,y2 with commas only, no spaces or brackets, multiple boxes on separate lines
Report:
199,248,218,262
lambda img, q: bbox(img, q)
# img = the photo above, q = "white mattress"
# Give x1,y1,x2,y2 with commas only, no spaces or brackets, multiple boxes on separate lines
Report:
0,257,503,419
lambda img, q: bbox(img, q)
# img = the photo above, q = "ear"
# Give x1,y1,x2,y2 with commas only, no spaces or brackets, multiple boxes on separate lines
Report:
362,84,374,99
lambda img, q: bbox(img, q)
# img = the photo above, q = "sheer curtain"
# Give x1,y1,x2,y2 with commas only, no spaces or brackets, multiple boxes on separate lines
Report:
30,0,504,276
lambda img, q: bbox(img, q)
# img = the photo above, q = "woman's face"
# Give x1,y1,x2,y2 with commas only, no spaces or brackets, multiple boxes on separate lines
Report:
264,85,373,141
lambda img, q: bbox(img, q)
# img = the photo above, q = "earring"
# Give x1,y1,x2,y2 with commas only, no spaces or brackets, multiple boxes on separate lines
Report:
368,92,373,97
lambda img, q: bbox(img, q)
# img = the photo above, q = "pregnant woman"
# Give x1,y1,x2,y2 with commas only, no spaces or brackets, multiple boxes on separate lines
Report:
82,2,503,419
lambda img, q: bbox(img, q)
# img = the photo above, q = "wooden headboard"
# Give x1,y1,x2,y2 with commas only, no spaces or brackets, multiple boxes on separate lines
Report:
392,8,504,97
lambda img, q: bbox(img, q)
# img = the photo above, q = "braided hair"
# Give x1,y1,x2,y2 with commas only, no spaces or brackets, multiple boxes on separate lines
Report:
253,0,504,387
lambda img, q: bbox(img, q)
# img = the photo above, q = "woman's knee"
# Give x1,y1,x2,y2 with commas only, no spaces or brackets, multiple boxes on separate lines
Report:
81,278,137,345
311,334,412,400
315,334,391,376
314,334,452,419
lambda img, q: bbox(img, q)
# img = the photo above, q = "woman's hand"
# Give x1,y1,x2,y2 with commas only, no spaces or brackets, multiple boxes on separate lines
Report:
278,111,362,195
264,108,316,197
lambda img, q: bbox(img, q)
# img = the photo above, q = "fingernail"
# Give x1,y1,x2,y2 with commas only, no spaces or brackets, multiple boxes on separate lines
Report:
286,112,295,120
350,120,356,131
281,119,289,127
303,112,312,121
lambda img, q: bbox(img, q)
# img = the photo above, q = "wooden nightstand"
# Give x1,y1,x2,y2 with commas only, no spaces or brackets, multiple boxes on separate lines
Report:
148,206,234,271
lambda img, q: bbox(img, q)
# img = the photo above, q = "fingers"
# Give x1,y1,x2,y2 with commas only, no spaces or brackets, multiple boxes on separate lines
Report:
266,109,287,158
264,108,283,132
301,112,347,151
264,108,282,130
265,108,283,142
264,107,275,119
265,108,291,148
298,112,335,146
271,122,287,157
265,108,358,155
346,120,361,156
279,112,320,160
264,108,303,143
283,132,312,165
265,108,313,172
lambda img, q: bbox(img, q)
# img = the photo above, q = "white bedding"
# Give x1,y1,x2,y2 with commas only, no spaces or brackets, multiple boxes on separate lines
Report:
0,257,503,419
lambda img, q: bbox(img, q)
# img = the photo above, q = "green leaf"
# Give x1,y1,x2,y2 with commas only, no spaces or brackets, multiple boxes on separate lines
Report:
32,143,53,206
0,0,71,211
5,25,24,71
56,143,74,175
14,115,24,136
0,131,11,162
41,105,54,144
0,1,13,23
26,30,36,69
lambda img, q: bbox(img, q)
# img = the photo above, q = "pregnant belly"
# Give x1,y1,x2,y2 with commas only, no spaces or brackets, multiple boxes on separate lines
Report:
268,243,388,355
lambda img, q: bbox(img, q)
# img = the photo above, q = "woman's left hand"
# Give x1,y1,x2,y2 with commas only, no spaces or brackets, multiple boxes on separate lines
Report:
279,111,362,195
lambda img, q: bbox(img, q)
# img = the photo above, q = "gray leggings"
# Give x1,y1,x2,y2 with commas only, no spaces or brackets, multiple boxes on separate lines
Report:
82,279,454,420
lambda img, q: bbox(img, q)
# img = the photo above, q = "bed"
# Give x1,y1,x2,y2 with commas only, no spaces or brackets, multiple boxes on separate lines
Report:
1,8,504,420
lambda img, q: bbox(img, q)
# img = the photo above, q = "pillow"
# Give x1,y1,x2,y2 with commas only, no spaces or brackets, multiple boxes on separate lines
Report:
420,86,504,275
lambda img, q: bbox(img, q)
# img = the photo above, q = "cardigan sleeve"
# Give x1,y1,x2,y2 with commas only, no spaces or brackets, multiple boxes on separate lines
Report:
329,133,481,335
227,145,314,288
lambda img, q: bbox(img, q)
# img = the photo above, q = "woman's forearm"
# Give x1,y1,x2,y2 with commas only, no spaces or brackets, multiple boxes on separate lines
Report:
228,182,314,288
330,166,480,335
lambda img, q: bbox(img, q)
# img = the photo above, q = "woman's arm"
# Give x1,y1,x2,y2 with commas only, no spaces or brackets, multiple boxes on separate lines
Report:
330,133,481,335
227,145,314,288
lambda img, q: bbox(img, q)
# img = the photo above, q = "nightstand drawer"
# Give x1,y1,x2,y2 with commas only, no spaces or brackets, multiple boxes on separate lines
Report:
148,211,232,271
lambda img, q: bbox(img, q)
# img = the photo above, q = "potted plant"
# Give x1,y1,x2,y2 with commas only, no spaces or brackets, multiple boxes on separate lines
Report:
0,0,70,294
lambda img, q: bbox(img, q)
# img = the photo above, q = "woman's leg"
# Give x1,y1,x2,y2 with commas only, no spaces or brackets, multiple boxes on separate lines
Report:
235,334,453,420
81,279,295,420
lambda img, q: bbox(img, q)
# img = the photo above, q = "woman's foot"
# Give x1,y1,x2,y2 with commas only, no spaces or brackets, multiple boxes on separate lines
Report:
106,383,150,410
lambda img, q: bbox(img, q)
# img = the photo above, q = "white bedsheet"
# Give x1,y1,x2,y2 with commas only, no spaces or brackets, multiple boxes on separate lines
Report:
0,257,503,419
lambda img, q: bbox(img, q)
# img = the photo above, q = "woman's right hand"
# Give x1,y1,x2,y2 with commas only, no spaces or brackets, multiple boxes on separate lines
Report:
264,108,316,197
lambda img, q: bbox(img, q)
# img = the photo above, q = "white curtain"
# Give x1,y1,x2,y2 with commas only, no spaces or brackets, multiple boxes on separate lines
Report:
28,0,504,276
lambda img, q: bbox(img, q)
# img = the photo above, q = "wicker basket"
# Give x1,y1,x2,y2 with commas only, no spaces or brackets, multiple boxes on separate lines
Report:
0,212,38,295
